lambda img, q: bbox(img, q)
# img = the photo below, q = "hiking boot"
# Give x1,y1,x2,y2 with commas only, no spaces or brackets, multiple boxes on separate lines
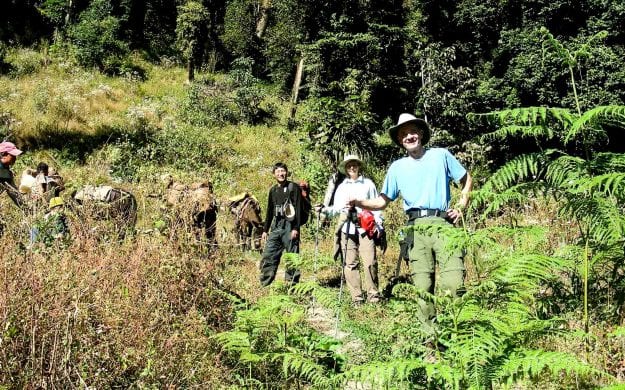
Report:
368,294,383,304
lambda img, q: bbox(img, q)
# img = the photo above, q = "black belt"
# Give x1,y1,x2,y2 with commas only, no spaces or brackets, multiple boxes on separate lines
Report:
406,208,447,220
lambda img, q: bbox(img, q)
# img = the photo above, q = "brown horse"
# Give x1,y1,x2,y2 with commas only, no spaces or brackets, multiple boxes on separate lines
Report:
229,193,263,251
71,185,137,238
164,178,218,247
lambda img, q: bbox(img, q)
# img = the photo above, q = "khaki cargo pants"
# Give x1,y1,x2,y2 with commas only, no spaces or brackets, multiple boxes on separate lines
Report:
341,232,381,303
409,216,464,321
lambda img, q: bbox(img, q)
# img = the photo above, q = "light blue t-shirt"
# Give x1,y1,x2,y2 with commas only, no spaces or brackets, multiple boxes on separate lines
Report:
381,148,467,211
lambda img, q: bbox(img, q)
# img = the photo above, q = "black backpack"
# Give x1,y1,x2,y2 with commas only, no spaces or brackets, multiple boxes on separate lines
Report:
289,181,311,225
326,171,346,207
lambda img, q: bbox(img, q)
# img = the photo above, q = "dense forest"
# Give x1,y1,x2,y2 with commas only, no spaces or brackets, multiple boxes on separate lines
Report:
4,0,625,162
2,0,625,388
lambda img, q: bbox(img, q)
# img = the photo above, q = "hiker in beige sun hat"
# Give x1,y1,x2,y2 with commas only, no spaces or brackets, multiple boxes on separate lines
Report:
337,154,363,175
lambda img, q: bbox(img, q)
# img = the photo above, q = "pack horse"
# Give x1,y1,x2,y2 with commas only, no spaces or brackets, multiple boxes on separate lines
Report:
228,192,263,251
72,185,138,238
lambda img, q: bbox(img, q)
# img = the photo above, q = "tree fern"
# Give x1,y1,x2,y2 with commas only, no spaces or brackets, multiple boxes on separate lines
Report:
471,182,543,222
544,154,585,188
336,232,606,389
561,194,625,246
480,153,542,192
578,172,625,200
565,105,625,144
480,124,554,143
472,106,574,128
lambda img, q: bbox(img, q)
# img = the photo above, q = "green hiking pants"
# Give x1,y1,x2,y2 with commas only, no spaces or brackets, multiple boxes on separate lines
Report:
408,216,465,321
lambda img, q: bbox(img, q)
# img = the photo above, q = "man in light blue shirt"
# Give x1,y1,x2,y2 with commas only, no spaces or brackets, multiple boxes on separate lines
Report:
352,113,472,324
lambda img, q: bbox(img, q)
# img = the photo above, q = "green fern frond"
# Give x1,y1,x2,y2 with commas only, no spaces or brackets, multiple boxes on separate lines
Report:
561,194,625,245
494,349,608,386
211,331,251,353
577,172,625,199
290,281,344,310
336,358,456,388
290,281,319,297
211,330,267,363
471,183,545,219
590,152,625,174
545,154,585,188
276,352,330,386
312,285,343,310
480,125,554,143
492,254,568,289
473,106,574,128
565,105,625,144
482,153,542,192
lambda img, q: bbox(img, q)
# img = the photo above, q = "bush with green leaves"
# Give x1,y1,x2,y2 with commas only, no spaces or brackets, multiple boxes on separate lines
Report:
229,57,275,124
181,59,275,127
5,48,44,76
108,118,225,182
298,76,377,162
221,0,258,59
181,76,238,127
66,0,129,73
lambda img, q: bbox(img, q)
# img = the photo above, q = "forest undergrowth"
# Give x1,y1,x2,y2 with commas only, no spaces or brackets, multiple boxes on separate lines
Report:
1,48,624,389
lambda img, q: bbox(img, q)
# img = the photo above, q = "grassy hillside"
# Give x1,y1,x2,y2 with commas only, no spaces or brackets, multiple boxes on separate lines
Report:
1,49,623,388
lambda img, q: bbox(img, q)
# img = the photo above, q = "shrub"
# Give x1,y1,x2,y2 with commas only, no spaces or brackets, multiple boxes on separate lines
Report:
181,78,239,127
67,0,129,72
181,61,276,127
108,120,225,182
6,48,44,76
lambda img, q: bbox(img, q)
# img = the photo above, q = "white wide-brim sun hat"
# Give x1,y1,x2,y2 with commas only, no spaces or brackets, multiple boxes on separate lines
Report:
337,154,363,175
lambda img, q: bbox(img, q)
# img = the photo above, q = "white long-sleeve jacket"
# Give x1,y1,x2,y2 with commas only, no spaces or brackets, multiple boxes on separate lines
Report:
324,175,383,235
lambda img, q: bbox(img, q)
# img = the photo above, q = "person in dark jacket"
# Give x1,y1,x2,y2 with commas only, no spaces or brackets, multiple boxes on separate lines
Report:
0,141,24,207
259,162,303,286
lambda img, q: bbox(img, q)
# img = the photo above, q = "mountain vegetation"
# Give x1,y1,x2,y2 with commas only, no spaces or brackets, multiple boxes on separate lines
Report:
1,0,625,388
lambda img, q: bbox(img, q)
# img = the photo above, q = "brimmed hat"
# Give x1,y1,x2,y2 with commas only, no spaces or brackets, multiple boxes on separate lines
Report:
337,154,363,175
49,196,64,209
0,141,23,156
387,113,431,147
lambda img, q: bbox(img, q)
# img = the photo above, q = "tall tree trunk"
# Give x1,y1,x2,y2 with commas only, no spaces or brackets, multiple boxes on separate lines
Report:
64,0,72,25
289,56,304,119
187,58,195,83
127,0,146,48
256,0,271,39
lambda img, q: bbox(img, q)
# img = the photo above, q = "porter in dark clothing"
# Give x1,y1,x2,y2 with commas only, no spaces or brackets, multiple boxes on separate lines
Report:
259,163,303,286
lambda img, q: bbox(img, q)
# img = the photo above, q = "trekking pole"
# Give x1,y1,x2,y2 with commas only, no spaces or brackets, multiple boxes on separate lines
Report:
311,208,322,312
334,209,352,337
